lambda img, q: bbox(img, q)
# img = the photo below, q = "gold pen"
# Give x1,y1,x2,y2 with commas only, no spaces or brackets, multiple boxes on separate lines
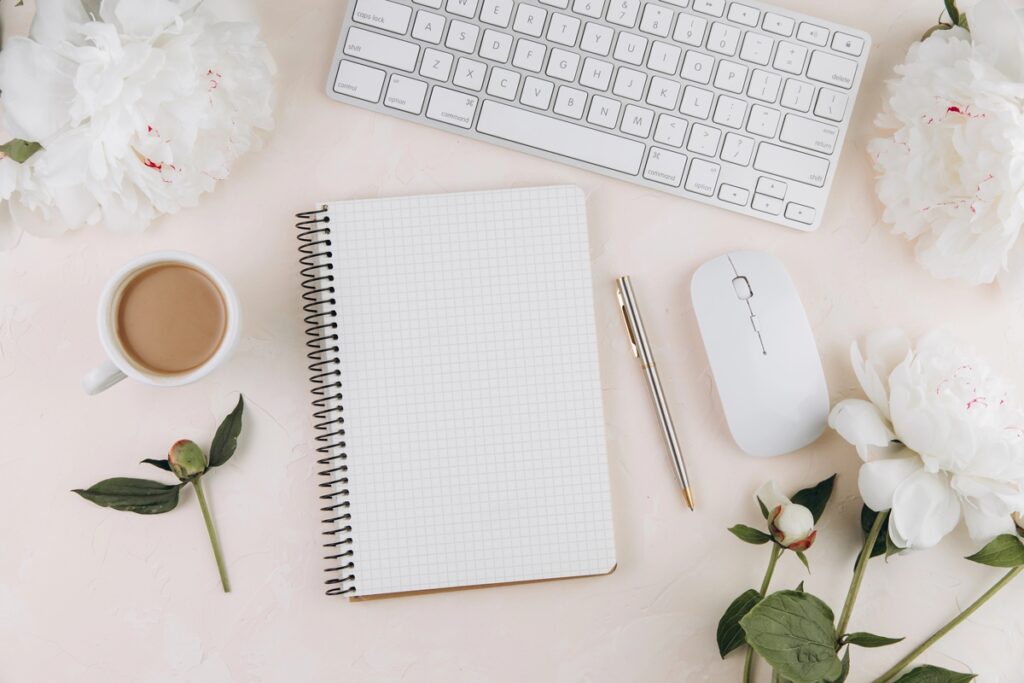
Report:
615,276,695,511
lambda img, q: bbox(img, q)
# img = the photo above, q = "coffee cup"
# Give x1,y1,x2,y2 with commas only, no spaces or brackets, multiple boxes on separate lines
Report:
83,251,241,395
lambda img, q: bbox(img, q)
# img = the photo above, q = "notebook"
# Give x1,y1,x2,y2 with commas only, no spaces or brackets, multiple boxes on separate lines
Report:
296,186,617,598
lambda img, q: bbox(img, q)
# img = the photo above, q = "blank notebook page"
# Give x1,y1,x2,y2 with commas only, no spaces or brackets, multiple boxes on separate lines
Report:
326,186,616,597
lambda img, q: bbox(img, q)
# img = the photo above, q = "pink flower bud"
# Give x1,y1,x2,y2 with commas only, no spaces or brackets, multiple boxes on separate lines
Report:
168,440,207,481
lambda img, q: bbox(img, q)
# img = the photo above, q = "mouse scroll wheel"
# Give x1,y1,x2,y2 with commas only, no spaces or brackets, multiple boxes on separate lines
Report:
732,276,753,300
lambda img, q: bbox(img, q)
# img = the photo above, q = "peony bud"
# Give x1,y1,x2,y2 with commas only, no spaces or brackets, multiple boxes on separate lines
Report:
769,503,818,551
168,440,207,481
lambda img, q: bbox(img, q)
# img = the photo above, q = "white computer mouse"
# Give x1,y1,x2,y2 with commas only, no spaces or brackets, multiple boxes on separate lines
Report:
691,251,829,457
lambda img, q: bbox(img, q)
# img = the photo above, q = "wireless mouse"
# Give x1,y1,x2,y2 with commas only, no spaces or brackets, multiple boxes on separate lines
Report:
691,251,829,457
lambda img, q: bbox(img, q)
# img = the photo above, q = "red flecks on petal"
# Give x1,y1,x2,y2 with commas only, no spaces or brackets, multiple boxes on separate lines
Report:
947,105,962,114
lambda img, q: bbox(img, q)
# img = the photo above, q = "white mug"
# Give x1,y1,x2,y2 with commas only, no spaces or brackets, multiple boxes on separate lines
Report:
82,251,241,395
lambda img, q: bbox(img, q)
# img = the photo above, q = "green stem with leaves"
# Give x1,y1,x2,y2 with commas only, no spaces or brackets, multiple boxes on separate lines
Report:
193,477,231,593
836,511,886,639
872,566,1023,683
743,543,783,683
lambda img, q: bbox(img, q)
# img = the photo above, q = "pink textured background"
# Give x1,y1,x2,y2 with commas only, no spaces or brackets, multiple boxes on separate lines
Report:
1,0,1022,680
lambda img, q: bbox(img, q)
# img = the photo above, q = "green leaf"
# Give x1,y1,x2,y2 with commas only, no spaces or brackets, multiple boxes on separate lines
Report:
208,395,244,468
757,496,770,520
729,524,772,545
794,581,804,593
965,534,1024,568
740,590,842,683
943,0,960,25
141,458,173,472
891,665,976,682
790,474,836,523
843,632,904,648
860,506,890,559
827,649,851,683
716,589,761,658
0,139,42,164
73,478,183,514
795,550,810,573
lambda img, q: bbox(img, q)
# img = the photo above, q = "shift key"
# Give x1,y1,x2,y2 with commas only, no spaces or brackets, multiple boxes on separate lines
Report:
344,27,419,72
753,142,829,187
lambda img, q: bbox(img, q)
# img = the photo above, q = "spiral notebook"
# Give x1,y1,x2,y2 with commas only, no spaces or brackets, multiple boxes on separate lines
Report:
296,186,616,598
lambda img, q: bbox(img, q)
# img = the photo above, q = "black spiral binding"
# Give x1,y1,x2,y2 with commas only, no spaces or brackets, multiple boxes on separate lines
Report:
297,207,355,596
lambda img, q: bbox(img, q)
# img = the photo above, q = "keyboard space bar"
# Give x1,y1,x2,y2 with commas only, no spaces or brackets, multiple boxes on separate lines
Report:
476,100,645,176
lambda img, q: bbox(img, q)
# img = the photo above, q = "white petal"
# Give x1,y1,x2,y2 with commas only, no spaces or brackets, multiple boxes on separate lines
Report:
889,470,961,549
29,0,92,47
859,453,922,512
0,38,75,141
0,205,21,251
969,0,1024,82
851,329,911,417
775,504,815,543
828,399,895,460
755,481,790,512
962,504,1015,543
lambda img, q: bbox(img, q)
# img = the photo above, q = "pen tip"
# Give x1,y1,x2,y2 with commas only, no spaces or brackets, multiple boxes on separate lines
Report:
683,488,695,511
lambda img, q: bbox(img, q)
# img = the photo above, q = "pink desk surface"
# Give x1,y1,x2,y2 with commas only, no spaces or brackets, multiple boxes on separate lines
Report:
2,0,1021,680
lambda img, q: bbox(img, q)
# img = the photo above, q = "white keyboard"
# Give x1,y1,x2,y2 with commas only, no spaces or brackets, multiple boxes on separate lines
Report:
326,0,870,231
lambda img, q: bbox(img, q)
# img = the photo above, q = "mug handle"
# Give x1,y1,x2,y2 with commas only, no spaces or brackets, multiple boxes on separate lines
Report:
82,360,127,395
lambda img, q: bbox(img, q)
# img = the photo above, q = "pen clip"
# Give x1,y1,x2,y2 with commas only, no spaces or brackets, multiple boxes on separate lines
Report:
616,287,639,358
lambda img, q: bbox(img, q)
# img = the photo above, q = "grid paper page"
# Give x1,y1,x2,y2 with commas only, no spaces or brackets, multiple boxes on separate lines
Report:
326,186,616,597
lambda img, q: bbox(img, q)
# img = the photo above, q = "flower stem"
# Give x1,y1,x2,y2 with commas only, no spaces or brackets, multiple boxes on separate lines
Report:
837,510,886,638
871,566,1023,683
193,477,231,593
743,543,783,683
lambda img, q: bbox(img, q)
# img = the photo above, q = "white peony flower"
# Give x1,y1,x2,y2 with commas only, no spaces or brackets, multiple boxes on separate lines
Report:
829,329,1024,550
0,0,275,248
755,481,818,551
868,0,1024,289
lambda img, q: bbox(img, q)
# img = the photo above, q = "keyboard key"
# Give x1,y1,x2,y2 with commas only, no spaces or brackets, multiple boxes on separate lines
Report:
673,14,708,46
653,113,687,147
612,67,647,100
714,61,748,93
512,39,546,71
521,75,555,108
554,85,588,118
353,0,413,34
780,114,839,154
687,122,721,156
728,3,759,26
739,33,774,66
692,0,724,17
539,0,570,8
587,95,621,127
746,103,780,136
639,4,673,37
719,183,749,205
762,12,793,36
581,22,614,54
614,32,648,65
814,88,848,122
480,29,514,61
547,48,581,81
681,50,714,84
426,86,479,127
480,0,514,26
419,48,454,80
785,202,816,224
713,95,746,128
513,4,547,37
753,142,829,187
752,193,783,214
572,0,606,19
680,85,714,118
685,158,720,195
621,104,654,136
755,176,786,198
721,132,754,164
580,57,614,89
773,41,806,74
807,50,857,89
548,13,582,45
446,20,481,52
453,57,487,90
780,78,813,111
748,69,781,102
413,11,446,43
447,0,480,18
796,22,828,47
607,0,641,27
707,22,740,55
648,40,682,74
385,74,428,113
487,66,521,99
344,27,420,71
413,0,443,9
832,32,865,57
476,100,645,174
646,76,680,109
644,147,687,186
334,60,386,102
